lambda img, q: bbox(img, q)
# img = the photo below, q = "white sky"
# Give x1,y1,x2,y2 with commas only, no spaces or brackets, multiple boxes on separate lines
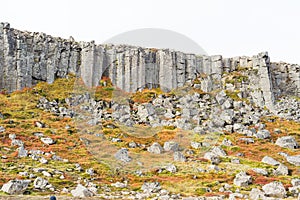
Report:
1,0,300,64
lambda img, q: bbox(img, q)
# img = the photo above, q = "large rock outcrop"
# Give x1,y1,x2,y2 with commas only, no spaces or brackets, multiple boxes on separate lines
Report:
0,23,299,110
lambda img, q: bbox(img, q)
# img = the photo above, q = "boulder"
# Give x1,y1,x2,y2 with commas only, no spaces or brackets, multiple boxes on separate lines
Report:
275,136,298,149
1,179,31,194
115,148,132,162
141,182,161,193
211,146,227,157
261,156,280,166
249,188,265,200
174,151,186,162
148,142,164,154
273,164,289,176
190,141,202,149
17,146,28,157
262,181,286,198
33,177,48,189
204,152,220,164
286,155,300,166
233,172,252,187
252,168,268,176
165,164,177,173
163,141,179,152
255,130,270,139
71,184,94,197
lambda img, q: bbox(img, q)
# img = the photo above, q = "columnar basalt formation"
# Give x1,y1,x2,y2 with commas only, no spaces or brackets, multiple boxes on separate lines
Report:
0,23,299,110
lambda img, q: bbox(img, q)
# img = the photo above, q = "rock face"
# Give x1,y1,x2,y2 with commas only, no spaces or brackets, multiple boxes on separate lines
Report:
1,23,300,111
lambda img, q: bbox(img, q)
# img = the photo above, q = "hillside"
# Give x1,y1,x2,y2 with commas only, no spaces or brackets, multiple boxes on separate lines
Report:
0,23,300,199
0,73,299,199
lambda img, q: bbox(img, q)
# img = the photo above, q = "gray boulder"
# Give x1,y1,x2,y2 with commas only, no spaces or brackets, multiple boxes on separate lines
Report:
1,179,31,194
262,181,286,198
255,130,270,139
249,188,265,200
141,182,161,193
115,148,132,162
273,164,289,176
292,178,300,187
71,184,94,197
165,164,177,173
261,156,280,166
204,152,220,164
17,146,28,157
233,171,252,187
163,141,179,152
252,168,268,176
211,146,227,157
174,151,186,162
275,136,298,149
148,142,164,154
286,155,300,166
33,177,48,189
190,141,202,149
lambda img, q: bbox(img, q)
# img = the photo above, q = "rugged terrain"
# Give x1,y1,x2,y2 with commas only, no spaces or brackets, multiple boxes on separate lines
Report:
0,23,300,199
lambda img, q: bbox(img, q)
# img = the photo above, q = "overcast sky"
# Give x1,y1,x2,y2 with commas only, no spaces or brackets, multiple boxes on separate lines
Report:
1,0,300,64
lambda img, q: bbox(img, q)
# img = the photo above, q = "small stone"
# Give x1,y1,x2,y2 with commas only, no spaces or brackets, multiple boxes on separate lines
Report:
41,137,55,145
222,138,233,146
42,171,52,177
112,138,122,142
111,181,127,188
128,141,137,148
231,158,240,164
86,168,94,176
39,157,48,164
35,121,45,128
